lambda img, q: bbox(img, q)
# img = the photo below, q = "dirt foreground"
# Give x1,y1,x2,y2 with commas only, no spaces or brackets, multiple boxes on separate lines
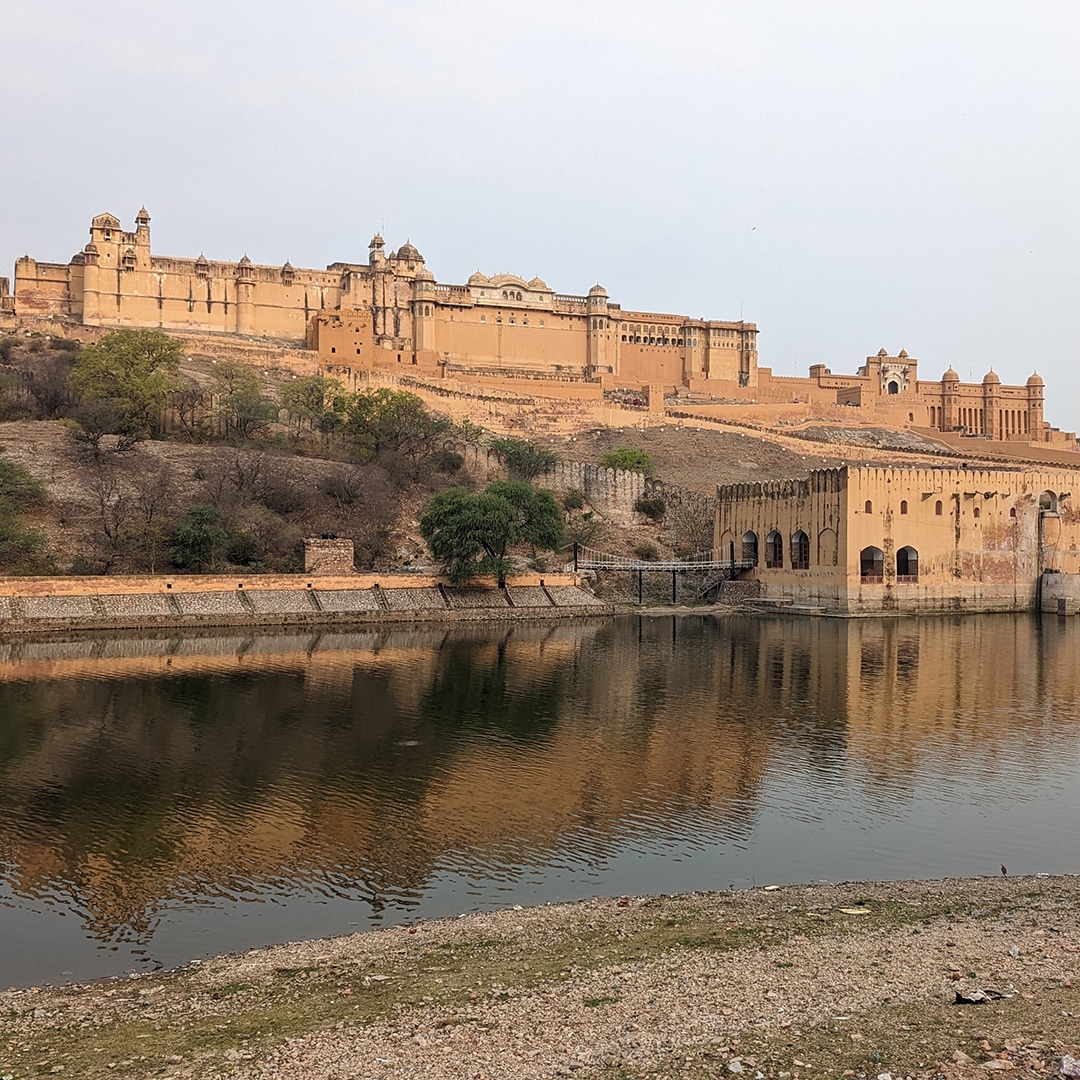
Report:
3,876,1078,1080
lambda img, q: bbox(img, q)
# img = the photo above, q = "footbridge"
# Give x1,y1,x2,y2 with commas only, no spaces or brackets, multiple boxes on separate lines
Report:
568,544,755,603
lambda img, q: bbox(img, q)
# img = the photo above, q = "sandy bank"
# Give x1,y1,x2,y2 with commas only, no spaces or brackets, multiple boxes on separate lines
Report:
3,876,1078,1079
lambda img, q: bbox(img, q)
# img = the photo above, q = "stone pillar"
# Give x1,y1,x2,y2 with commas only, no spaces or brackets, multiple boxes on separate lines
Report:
303,538,355,574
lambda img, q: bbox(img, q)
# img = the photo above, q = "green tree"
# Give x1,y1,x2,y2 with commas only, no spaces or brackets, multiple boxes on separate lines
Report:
343,388,449,461
279,374,345,440
601,446,655,475
170,505,230,571
419,481,563,586
0,458,48,573
68,329,183,446
490,436,557,480
209,360,277,441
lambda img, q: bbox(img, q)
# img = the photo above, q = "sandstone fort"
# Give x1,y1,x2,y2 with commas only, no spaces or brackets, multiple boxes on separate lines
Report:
1,208,1071,451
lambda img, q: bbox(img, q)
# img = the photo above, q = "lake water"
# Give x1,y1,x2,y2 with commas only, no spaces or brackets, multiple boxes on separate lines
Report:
1,613,1079,987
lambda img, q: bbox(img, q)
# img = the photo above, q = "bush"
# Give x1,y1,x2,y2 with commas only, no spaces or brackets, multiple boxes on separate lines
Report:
171,505,230,571
601,447,655,475
430,449,465,474
563,489,584,510
490,436,558,480
634,494,666,520
633,542,659,561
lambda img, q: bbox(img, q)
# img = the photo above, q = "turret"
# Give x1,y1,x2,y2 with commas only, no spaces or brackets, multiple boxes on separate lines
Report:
236,255,255,335
941,367,960,431
586,284,610,375
134,207,151,267
413,268,436,352
1027,373,1044,441
982,370,1001,438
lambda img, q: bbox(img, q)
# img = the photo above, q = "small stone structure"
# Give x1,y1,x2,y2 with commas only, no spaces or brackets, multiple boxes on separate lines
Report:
303,538,355,575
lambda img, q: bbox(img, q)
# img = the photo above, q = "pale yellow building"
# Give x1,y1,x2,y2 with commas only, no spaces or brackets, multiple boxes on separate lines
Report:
716,465,1080,614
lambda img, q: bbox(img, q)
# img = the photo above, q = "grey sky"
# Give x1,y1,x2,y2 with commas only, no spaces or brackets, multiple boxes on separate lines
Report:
4,1,1078,429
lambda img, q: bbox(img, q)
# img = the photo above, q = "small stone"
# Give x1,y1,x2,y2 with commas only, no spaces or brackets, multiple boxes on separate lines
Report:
728,1059,744,1074
954,1050,975,1064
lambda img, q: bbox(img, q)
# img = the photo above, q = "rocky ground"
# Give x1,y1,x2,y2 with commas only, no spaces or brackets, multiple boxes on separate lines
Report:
3,876,1078,1080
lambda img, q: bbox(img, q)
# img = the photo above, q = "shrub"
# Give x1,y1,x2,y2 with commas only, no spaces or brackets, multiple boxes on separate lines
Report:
562,489,584,510
634,494,666,520
633,541,659,561
490,436,558,480
430,449,465,474
601,447,655,475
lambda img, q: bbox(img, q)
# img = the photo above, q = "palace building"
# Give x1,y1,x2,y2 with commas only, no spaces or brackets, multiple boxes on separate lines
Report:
1,209,1067,447
715,465,1080,615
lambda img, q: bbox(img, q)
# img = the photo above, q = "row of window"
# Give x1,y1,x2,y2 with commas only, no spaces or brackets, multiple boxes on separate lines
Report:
864,497,1018,519
739,530,919,581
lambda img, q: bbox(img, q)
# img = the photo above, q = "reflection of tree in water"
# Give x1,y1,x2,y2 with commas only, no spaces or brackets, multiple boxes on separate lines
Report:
416,631,567,741
2,614,1075,955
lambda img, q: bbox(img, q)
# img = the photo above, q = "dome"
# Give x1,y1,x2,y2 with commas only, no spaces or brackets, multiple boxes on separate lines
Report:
135,206,151,224
84,242,99,254
369,233,385,248
396,241,422,261
1027,372,1044,387
282,260,294,272
942,367,960,382
588,284,608,297
238,254,253,267
414,268,435,282
467,271,489,286
877,347,888,357
982,370,1000,384
897,348,908,358
528,277,549,291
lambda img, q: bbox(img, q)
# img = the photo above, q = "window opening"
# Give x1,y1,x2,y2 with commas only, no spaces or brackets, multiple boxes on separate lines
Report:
860,546,884,583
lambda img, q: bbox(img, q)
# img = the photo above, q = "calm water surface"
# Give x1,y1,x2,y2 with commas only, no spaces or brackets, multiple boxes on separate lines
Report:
1,613,1079,986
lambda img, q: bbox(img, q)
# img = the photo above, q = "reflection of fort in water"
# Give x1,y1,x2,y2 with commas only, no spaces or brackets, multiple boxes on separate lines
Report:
1,615,1078,943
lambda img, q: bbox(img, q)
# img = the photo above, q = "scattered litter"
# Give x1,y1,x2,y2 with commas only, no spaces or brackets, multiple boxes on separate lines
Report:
954,988,1009,1004
1061,1054,1080,1078
840,907,871,915
762,885,780,892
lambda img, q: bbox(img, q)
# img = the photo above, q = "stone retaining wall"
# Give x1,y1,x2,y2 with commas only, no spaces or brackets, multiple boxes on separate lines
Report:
0,573,611,635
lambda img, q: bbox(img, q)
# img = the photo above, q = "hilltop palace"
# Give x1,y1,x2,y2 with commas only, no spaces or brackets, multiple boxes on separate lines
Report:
0,208,1069,448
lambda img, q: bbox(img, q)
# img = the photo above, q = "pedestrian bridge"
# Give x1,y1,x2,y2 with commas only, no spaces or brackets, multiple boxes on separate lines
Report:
568,544,755,574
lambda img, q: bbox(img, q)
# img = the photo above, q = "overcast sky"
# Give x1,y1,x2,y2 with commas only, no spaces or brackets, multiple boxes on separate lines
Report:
3,1,1078,429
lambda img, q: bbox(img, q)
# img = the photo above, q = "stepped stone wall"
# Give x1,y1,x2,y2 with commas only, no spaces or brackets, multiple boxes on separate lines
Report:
0,573,609,635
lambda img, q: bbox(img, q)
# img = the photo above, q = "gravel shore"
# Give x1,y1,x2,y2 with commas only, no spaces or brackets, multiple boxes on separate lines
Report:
3,876,1078,1079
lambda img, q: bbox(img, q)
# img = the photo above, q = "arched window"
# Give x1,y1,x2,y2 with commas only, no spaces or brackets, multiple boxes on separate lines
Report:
860,546,884,583
765,530,783,568
935,500,943,515
791,530,810,570
888,381,899,395
864,500,873,514
741,531,758,565
1009,507,1017,518
1039,490,1059,513
900,500,908,515
896,546,918,582
908,412,914,422
973,505,980,519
